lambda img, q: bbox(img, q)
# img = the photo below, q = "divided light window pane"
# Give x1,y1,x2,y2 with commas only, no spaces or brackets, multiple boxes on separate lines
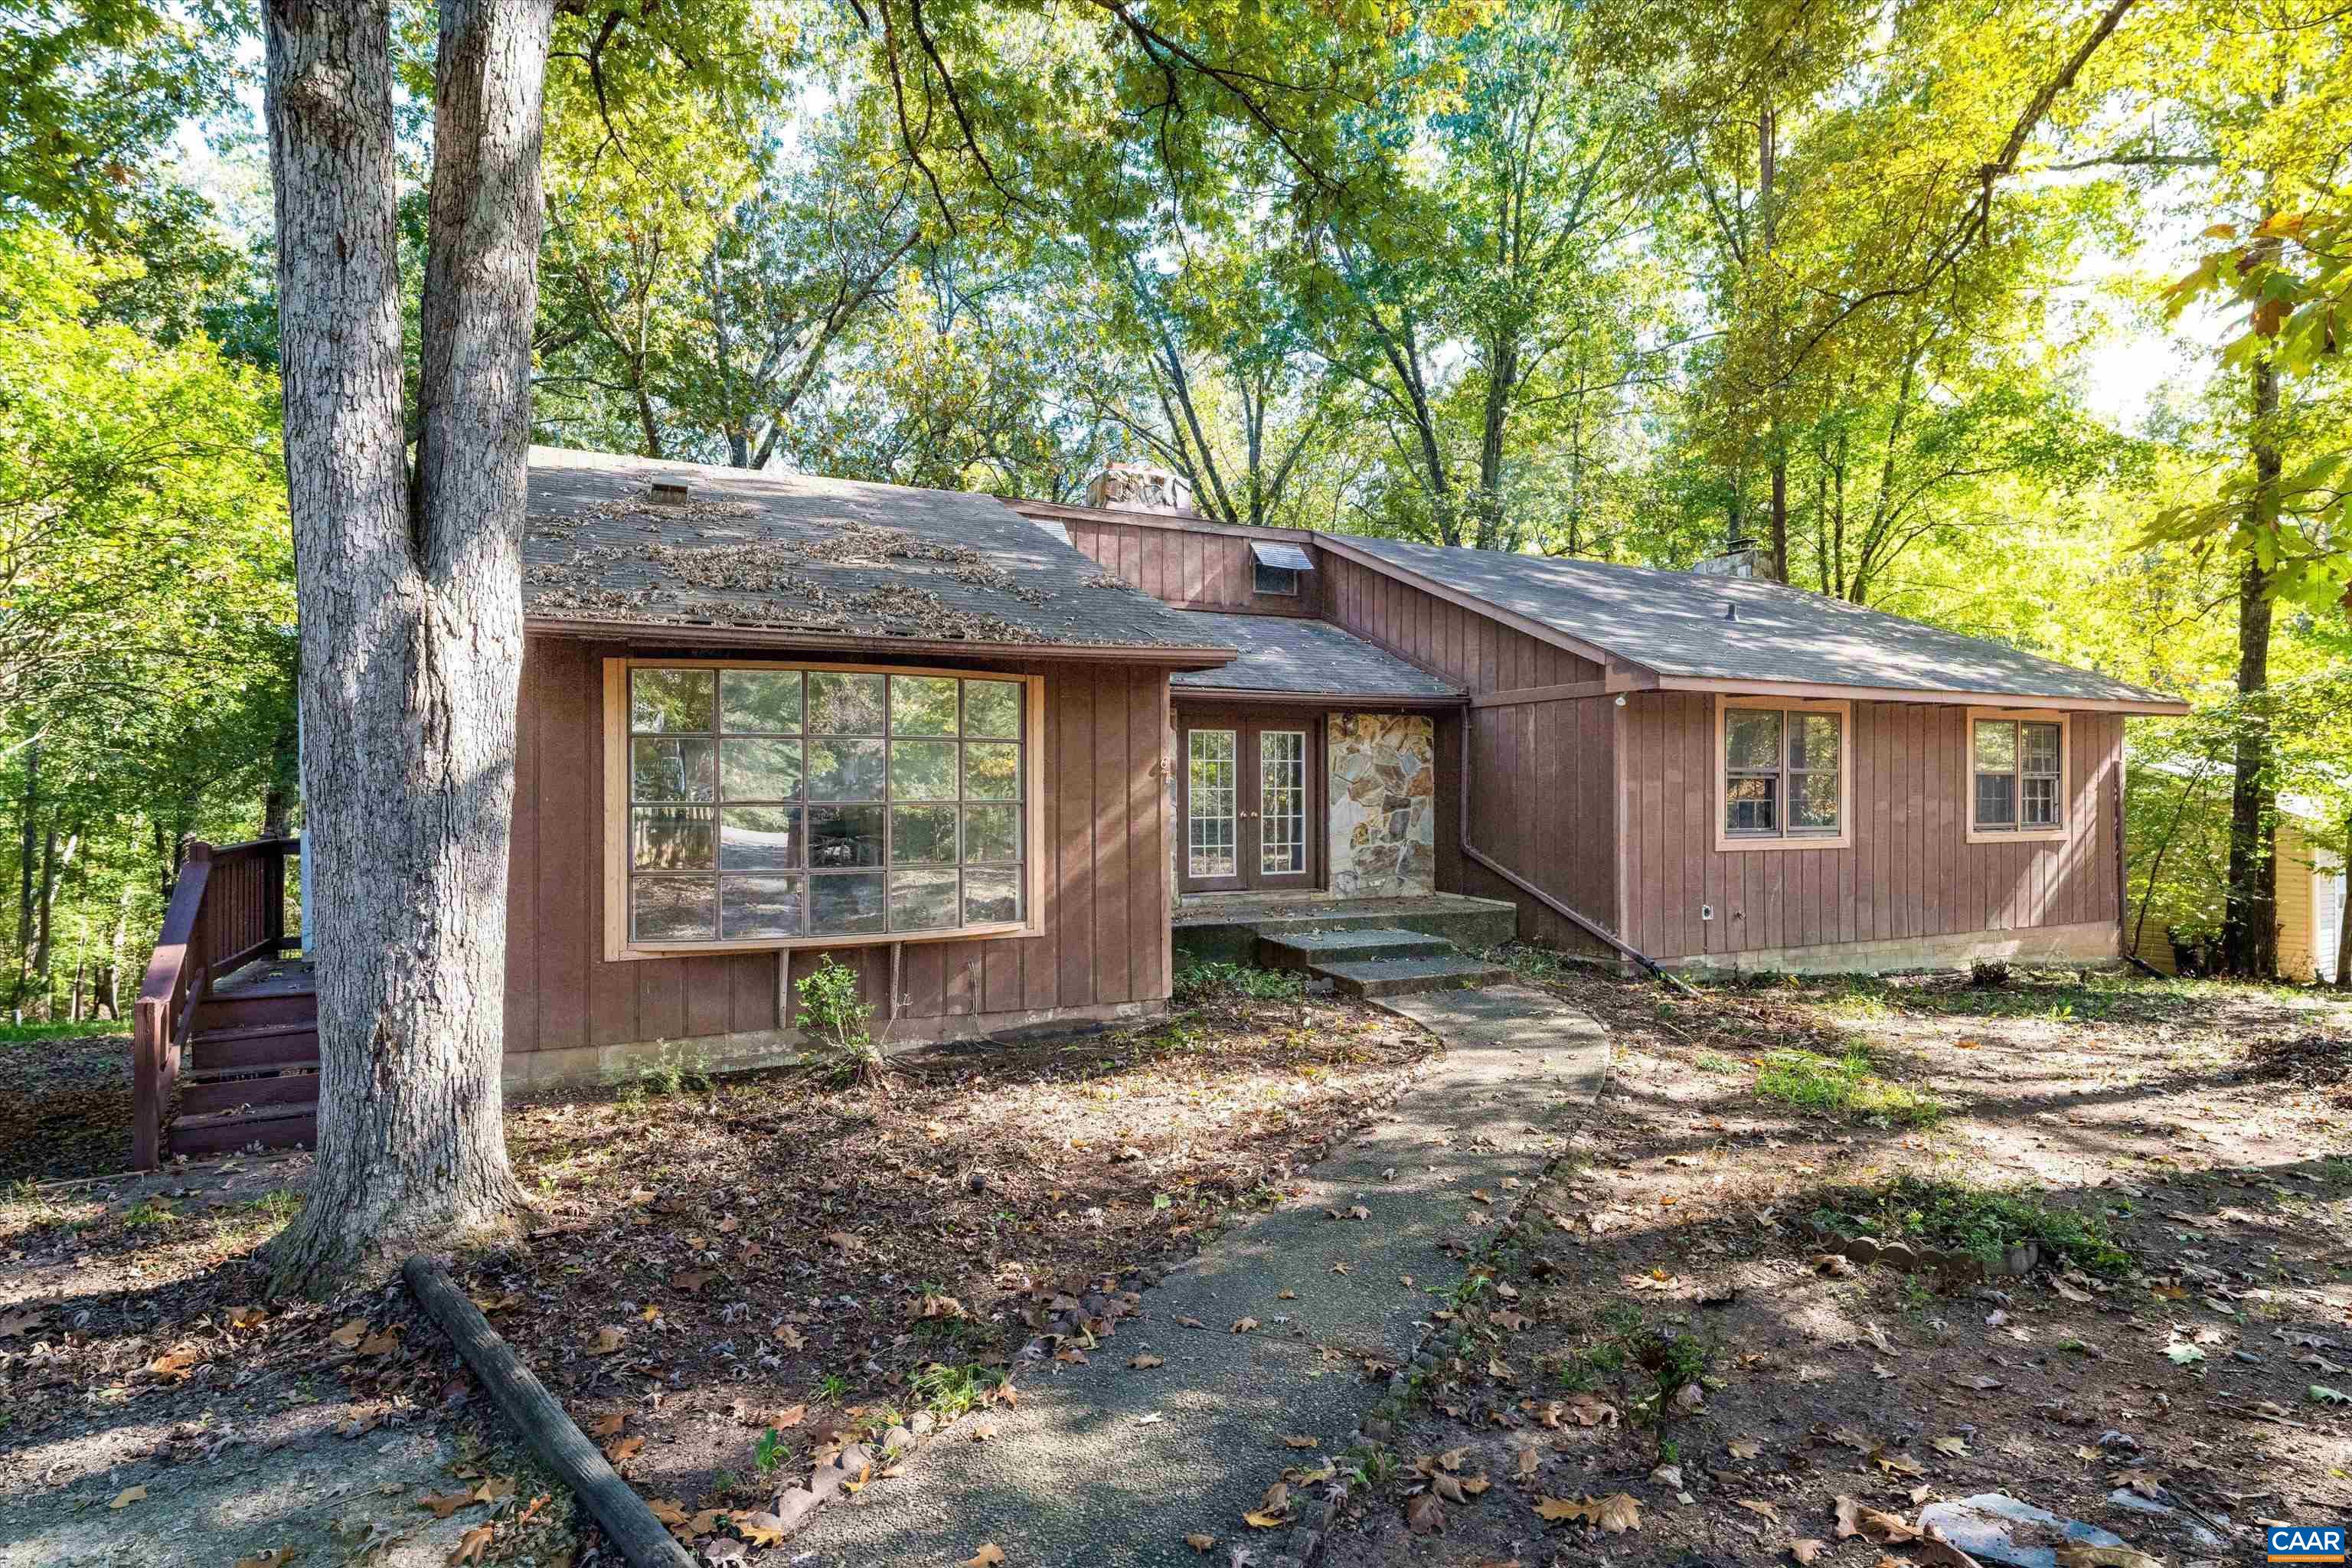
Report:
1724,707,1838,838
627,665,1025,942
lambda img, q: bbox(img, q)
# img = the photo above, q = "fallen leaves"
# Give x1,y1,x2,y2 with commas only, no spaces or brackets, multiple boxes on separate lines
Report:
1129,1354,1165,1370
0,1308,46,1339
449,1525,495,1566
1728,1437,1763,1459
735,1512,789,1547
109,1485,145,1509
1532,1494,1640,1532
589,1325,627,1354
1279,1434,1318,1449
960,1545,1005,1568
1790,1540,1828,1564
2055,1549,2165,1568
604,1435,645,1464
1834,1497,1919,1544
1184,1534,1216,1553
1404,1492,1446,1534
1230,1317,1259,1334
418,1492,477,1519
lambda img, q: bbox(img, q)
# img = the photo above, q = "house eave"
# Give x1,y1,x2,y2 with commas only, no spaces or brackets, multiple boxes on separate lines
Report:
525,616,1240,671
1171,684,1466,710
1648,674,2191,716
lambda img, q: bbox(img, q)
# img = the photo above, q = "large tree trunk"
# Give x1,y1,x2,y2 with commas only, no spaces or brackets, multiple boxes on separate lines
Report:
261,0,548,1293
2219,348,2280,978
2335,808,2350,989
1757,103,1788,583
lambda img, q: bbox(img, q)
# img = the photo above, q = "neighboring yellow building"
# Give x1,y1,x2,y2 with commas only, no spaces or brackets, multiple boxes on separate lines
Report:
2130,810,2344,983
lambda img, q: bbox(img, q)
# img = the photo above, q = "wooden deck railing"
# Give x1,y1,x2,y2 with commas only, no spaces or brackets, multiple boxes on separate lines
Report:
132,836,301,1168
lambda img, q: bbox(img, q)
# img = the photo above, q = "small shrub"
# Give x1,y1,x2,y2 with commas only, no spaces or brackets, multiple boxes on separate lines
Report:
1968,959,2013,988
797,957,890,1094
1755,1047,1941,1125
1171,959,1304,1005
1810,1174,2134,1278
907,1361,1001,1419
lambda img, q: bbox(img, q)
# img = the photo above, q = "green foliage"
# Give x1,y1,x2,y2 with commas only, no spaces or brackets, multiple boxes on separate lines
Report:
1810,1174,2135,1278
1753,1047,1942,1125
1170,960,1306,1006
796,956,890,1092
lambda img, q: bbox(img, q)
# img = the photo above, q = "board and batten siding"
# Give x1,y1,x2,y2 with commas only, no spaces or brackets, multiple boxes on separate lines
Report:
1059,515,1318,617
503,636,1172,1060
1317,549,1620,953
1319,552,1606,694
1619,693,2123,962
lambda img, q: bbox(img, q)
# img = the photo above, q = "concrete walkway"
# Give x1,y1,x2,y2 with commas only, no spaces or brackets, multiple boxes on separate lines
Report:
790,983,1609,1568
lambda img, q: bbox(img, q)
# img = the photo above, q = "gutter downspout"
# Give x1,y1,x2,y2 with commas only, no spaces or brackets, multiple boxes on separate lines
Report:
1456,713,1697,996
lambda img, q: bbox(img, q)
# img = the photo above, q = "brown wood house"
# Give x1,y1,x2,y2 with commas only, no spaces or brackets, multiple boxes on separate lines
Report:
132,449,2187,1162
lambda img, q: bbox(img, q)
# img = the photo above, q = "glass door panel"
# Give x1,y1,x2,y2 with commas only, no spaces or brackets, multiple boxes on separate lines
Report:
1185,728,1241,887
1259,730,1308,877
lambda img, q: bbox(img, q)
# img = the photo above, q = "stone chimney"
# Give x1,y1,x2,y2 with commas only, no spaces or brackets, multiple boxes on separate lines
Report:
1085,462,1194,516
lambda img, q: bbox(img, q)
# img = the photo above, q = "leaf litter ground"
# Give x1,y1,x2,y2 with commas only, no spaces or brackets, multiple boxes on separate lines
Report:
0,992,1437,1563
1316,963,2352,1568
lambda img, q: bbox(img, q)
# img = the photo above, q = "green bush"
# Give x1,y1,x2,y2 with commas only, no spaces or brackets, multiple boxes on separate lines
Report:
797,956,889,1093
1171,959,1305,1005
1811,1174,2133,1277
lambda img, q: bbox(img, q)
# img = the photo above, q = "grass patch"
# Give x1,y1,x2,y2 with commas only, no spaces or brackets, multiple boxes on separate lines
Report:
1171,960,1305,1005
1810,1174,2134,1278
0,1018,130,1046
1754,1047,1941,1125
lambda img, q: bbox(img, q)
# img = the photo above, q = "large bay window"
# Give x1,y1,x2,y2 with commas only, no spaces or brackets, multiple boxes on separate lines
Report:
1968,708,2067,842
606,661,1041,956
1715,696,1851,851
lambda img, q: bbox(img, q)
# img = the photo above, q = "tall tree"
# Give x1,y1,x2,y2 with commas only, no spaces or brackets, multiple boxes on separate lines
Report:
257,0,1403,1286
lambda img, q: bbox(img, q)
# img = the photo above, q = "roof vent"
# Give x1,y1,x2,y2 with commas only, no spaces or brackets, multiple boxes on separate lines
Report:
648,478,692,506
1085,462,1194,516
1723,602,1740,622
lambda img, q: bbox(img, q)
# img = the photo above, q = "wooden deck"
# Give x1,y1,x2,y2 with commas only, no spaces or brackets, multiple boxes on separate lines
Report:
211,955,315,996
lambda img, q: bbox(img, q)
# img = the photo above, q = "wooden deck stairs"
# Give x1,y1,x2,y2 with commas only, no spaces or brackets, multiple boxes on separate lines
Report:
134,838,318,1167
170,959,319,1158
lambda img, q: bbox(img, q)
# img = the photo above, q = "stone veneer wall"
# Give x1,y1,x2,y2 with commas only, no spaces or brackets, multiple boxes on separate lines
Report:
1329,714,1436,897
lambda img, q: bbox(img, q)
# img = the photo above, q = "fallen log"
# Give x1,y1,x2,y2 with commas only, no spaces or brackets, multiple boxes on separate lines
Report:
403,1254,694,1568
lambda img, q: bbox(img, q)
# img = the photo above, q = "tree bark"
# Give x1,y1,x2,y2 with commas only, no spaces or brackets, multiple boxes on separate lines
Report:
2335,807,2350,989
1758,103,1788,583
260,0,547,1293
2219,347,2280,978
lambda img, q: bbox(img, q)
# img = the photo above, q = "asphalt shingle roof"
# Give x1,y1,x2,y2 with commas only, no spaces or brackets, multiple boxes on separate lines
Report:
522,447,1230,653
1169,612,1462,701
1330,534,2180,707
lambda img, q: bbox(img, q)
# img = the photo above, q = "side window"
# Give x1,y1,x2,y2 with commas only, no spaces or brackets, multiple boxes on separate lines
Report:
1970,714,2066,838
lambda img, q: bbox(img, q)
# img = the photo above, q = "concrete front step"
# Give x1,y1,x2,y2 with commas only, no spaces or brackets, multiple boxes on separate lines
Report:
1257,926,1455,969
1312,952,1513,998
1174,894,1517,965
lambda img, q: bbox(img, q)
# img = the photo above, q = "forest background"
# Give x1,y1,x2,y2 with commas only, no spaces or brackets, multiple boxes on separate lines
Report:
4,0,2346,1021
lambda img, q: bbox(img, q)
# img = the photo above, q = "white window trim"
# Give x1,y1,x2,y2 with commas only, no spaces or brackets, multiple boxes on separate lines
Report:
1713,694,1853,853
602,657,1047,962
1965,706,2070,845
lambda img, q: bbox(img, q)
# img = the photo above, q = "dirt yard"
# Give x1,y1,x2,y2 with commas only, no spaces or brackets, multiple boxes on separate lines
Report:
1321,960,2352,1568
5,965,2347,1567
0,985,1438,1566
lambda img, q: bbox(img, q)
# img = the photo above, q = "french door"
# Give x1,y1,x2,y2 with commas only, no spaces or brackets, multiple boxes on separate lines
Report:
1179,717,1320,893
